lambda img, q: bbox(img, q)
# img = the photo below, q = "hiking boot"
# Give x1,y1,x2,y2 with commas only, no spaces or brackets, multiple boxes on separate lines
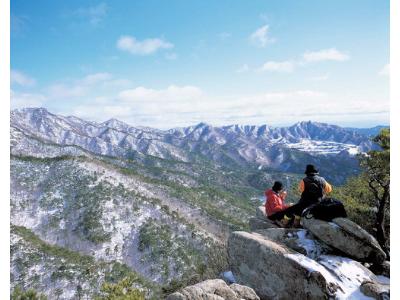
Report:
275,217,292,228
293,216,302,228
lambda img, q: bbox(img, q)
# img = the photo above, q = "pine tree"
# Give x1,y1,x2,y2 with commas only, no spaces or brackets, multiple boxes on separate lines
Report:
359,128,390,258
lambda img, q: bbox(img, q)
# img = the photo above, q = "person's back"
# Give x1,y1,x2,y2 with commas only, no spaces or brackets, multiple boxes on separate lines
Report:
299,165,332,206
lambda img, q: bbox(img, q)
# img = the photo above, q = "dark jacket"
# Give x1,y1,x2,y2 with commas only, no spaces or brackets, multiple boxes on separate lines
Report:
298,175,332,204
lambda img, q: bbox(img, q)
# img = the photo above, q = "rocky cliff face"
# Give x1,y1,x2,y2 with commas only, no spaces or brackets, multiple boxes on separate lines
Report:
225,208,390,300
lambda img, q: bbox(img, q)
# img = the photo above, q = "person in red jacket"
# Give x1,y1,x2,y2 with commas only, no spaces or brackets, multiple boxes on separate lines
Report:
265,181,292,226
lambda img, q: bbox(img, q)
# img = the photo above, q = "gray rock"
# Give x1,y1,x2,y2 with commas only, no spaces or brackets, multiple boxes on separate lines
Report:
255,206,267,220
360,280,390,299
166,279,260,300
227,231,338,299
228,230,379,300
369,260,390,278
255,228,332,259
230,283,260,300
302,217,386,263
249,217,278,231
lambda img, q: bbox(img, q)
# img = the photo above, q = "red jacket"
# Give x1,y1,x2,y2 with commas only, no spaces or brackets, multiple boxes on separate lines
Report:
265,189,289,217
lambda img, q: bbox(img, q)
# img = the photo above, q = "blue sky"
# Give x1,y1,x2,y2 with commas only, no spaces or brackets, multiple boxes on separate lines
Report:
10,0,389,128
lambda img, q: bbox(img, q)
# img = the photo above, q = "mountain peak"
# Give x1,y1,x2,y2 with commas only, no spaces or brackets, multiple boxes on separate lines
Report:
101,118,132,131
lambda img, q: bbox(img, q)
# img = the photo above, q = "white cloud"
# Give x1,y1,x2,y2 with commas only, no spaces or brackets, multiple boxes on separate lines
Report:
308,74,330,81
236,64,249,73
11,70,36,87
46,84,86,99
56,84,388,129
260,61,295,73
118,85,202,102
117,35,174,55
11,90,46,109
45,72,120,99
378,64,390,76
303,48,349,62
75,2,108,26
249,25,275,47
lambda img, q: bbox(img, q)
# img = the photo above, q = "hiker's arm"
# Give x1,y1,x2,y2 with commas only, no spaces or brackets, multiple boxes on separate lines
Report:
298,180,304,193
324,182,333,194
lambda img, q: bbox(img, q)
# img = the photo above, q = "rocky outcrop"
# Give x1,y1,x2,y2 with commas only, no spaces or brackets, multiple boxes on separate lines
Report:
360,280,390,299
249,206,279,231
255,206,267,220
167,211,390,299
228,228,385,300
370,261,390,278
255,228,332,259
302,217,386,263
228,231,337,299
165,279,260,300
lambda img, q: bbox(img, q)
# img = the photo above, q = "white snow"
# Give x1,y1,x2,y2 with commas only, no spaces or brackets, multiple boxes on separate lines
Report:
376,275,390,285
222,271,236,283
286,253,377,299
283,139,360,155
295,229,328,259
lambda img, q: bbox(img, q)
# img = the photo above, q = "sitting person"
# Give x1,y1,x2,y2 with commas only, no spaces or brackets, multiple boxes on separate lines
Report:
265,165,333,227
270,164,333,227
297,164,332,210
264,181,292,227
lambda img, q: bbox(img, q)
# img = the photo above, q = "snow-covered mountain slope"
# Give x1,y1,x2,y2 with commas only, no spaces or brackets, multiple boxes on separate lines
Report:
10,129,268,298
11,108,379,184
10,107,384,299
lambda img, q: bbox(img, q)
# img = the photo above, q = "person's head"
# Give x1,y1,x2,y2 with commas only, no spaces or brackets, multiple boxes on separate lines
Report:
272,181,284,193
305,164,319,176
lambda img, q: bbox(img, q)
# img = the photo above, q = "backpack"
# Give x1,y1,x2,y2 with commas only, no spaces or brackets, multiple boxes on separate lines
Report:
301,176,324,203
307,182,323,200
302,197,347,221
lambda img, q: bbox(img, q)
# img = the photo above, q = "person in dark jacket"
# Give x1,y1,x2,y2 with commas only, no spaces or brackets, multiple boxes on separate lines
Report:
266,164,333,227
298,164,332,207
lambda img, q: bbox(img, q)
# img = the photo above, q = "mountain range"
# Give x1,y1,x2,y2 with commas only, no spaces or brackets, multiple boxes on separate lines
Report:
11,107,383,184
10,107,387,299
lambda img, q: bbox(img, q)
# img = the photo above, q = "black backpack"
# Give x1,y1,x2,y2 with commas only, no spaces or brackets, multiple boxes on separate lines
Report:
301,176,324,203
302,198,347,221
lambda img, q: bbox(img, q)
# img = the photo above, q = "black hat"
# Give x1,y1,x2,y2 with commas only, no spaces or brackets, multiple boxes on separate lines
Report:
305,164,319,175
272,181,284,192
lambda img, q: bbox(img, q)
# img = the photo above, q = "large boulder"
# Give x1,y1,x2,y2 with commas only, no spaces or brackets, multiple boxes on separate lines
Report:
255,206,267,220
228,231,336,299
370,261,390,278
255,228,332,259
228,230,378,300
302,217,386,263
360,280,390,299
166,279,260,300
249,217,278,231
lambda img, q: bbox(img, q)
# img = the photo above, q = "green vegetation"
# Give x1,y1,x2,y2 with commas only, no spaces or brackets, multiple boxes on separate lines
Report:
138,219,204,281
95,277,145,300
332,129,390,256
11,287,48,300
11,225,156,299
12,225,95,267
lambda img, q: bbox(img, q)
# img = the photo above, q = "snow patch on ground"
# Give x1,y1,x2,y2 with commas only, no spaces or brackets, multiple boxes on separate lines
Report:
286,253,376,299
294,229,329,259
